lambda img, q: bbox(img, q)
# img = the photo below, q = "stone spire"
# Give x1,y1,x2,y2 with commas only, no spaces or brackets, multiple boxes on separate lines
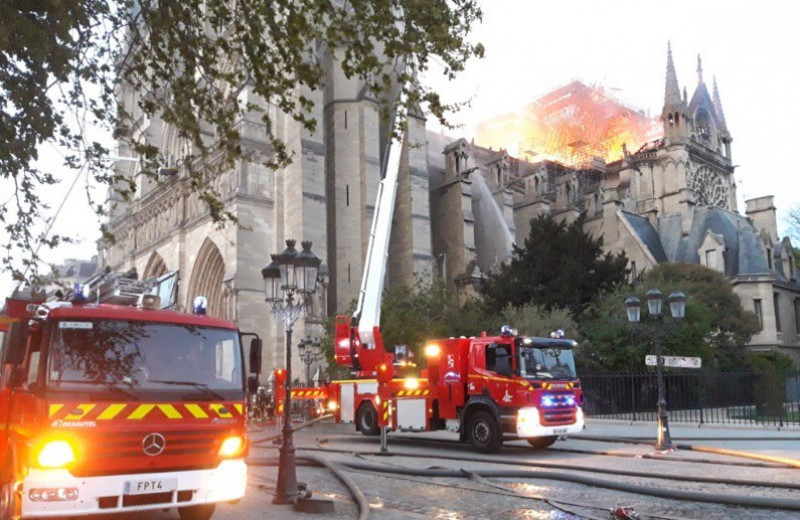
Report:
696,54,704,85
712,75,728,131
661,41,688,143
664,42,682,110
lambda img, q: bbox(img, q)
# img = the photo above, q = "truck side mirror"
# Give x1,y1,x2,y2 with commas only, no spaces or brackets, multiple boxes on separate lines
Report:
247,374,259,394
249,338,262,374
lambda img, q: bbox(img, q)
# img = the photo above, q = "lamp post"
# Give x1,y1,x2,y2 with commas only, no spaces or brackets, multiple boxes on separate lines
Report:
625,288,686,452
297,336,323,386
262,239,321,504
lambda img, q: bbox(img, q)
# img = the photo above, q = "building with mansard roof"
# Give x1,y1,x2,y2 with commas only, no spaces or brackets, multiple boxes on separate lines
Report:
102,44,800,379
431,46,799,362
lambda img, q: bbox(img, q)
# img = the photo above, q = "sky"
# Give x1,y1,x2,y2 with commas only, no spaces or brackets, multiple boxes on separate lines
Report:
2,0,799,300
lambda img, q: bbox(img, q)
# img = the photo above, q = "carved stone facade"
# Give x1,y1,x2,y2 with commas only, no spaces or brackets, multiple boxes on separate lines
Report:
104,45,800,375
103,52,432,380
428,48,800,363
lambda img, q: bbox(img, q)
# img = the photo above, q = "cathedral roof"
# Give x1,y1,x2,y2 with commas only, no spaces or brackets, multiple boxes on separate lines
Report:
620,212,668,262
624,206,777,280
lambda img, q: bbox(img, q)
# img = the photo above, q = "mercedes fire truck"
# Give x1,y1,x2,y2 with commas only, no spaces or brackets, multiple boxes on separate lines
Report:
0,282,262,520
275,90,584,452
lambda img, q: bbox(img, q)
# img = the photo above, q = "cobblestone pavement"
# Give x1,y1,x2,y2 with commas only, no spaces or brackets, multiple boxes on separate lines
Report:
82,419,800,520
231,419,800,520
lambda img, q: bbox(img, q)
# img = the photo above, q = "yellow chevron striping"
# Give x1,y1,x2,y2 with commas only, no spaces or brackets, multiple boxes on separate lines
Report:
49,404,64,418
210,403,233,418
97,404,127,420
157,404,183,419
128,404,155,420
64,404,95,420
234,403,243,415
185,404,209,418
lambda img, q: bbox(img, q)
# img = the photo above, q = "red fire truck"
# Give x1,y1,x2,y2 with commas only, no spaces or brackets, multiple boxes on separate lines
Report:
0,284,262,520
275,94,584,452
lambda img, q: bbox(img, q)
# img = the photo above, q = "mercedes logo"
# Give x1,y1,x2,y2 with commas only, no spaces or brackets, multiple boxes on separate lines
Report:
142,433,166,456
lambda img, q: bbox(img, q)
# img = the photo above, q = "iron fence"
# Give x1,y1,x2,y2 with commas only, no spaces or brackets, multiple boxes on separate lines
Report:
581,371,800,427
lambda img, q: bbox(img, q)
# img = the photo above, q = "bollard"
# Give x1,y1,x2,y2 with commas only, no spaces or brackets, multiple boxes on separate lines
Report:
380,425,388,452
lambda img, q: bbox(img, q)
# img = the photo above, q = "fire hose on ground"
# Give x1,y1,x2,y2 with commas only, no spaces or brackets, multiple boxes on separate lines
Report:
247,421,800,517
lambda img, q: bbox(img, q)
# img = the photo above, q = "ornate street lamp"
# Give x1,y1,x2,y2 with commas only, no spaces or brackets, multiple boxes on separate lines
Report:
625,289,686,452
262,239,321,504
297,336,323,386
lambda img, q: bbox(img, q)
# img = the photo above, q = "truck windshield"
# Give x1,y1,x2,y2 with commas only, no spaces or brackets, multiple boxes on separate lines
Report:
47,320,242,398
518,346,576,380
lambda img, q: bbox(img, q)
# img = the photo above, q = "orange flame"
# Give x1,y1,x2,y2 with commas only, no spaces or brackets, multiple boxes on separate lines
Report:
475,81,663,168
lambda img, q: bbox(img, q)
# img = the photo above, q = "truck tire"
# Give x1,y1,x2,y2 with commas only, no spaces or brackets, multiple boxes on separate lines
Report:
527,435,558,449
178,504,216,520
0,456,17,520
466,410,502,453
356,402,380,436
0,482,16,520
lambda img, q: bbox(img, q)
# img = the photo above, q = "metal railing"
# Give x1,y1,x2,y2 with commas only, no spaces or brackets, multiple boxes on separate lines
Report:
581,371,800,427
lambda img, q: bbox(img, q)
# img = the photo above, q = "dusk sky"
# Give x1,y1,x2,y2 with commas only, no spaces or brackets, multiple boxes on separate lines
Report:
2,0,798,298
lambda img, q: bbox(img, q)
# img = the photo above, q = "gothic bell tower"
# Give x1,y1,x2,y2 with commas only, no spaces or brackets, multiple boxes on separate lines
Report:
661,42,690,145
685,54,737,212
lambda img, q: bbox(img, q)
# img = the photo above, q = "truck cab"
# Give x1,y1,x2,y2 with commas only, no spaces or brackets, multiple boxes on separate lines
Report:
0,292,260,520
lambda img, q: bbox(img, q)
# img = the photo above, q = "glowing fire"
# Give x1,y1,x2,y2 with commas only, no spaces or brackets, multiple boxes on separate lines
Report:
475,81,663,167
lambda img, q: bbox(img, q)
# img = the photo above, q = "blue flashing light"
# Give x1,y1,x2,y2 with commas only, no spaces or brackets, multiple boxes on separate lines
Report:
565,396,576,406
500,325,517,336
70,284,89,304
193,296,208,315
541,395,555,407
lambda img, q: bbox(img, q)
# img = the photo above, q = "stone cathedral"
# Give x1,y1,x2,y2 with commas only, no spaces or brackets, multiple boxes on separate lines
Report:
102,45,800,377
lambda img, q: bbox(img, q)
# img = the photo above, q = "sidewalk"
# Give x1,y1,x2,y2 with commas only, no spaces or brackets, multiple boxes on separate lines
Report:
577,418,800,461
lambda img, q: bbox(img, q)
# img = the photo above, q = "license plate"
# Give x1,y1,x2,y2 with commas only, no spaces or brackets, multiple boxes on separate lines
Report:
124,478,177,495
553,428,568,435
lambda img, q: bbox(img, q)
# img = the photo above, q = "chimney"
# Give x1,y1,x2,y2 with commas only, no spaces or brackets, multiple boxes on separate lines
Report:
745,196,778,242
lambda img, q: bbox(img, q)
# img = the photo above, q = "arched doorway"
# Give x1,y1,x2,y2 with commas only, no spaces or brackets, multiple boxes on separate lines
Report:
143,252,168,279
186,239,226,318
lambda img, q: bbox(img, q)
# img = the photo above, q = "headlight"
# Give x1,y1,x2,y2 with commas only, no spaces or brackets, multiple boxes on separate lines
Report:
403,378,419,390
36,440,76,468
218,435,246,458
424,344,441,357
517,407,541,437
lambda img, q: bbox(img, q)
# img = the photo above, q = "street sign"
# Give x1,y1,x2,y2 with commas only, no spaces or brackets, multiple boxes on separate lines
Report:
645,355,702,368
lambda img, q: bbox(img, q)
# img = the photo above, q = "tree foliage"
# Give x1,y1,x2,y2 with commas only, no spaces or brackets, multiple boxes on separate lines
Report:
577,263,765,373
482,214,629,316
379,277,493,359
1,1,483,285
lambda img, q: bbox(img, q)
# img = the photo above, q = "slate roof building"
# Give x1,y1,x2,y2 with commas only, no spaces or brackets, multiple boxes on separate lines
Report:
432,45,799,362
102,42,800,378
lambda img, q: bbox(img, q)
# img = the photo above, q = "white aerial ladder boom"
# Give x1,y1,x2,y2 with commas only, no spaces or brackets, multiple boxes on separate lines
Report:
352,92,408,349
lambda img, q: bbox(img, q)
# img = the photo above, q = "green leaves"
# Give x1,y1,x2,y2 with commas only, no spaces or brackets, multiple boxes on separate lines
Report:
578,263,765,373
1,0,483,286
482,213,630,316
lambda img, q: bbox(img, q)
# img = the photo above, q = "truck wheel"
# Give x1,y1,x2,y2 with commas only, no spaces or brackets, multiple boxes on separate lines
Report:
0,458,17,520
466,411,502,453
357,402,380,436
178,504,216,520
527,435,558,449
0,483,17,520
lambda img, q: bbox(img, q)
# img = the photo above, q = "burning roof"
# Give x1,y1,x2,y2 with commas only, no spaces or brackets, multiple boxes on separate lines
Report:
475,81,662,168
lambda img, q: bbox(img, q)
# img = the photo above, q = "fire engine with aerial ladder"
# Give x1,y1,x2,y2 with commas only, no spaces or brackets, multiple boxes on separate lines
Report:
0,271,263,520
275,95,585,453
